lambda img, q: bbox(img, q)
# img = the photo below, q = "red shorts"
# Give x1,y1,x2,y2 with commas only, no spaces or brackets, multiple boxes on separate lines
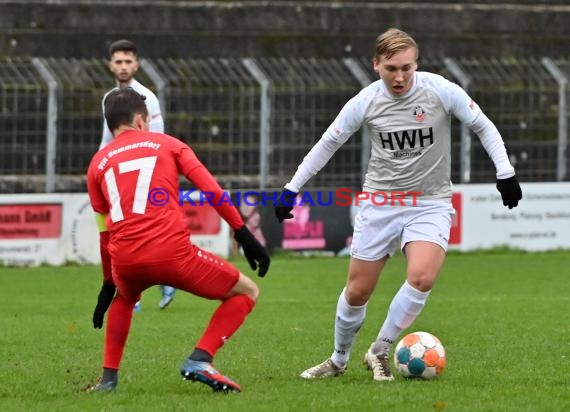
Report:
112,244,240,302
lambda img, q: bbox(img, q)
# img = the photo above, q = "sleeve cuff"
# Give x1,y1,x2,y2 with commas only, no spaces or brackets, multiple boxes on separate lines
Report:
284,183,299,193
496,169,515,179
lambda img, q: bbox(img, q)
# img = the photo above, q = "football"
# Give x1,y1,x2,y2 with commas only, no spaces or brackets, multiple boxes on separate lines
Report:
394,331,446,379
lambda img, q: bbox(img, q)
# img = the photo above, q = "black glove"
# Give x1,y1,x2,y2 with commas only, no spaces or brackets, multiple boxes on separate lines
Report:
274,189,298,222
496,176,522,209
234,226,271,277
92,284,116,329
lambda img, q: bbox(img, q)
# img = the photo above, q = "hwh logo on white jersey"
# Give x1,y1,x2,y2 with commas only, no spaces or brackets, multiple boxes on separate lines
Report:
378,127,434,151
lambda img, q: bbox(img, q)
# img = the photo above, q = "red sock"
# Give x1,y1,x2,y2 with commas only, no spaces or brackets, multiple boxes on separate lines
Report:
103,294,135,370
196,294,255,358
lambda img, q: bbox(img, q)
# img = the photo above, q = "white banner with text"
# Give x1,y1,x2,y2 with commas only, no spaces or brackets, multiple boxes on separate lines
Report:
450,182,570,251
0,183,568,266
0,193,230,266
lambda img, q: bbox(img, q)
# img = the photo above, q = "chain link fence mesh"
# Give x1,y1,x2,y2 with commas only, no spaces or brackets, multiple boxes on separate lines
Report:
0,56,566,193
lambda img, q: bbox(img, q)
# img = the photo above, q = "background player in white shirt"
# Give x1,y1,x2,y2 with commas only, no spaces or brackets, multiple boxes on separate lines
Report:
100,39,175,310
275,28,522,381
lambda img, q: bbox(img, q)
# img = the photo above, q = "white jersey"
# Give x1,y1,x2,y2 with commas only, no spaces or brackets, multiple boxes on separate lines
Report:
99,79,164,150
286,71,514,200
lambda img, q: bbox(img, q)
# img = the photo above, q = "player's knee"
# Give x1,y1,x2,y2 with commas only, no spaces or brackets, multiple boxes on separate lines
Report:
239,274,260,301
406,273,434,292
246,281,260,301
344,286,371,306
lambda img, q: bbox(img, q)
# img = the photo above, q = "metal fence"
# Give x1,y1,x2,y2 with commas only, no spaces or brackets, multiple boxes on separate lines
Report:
453,57,560,183
256,57,363,189
0,56,567,193
151,57,262,189
0,57,48,192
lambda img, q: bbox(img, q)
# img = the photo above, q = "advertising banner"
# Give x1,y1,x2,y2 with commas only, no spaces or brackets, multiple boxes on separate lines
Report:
262,183,570,254
1,183,569,266
0,192,230,266
260,190,355,255
0,194,74,266
452,182,570,251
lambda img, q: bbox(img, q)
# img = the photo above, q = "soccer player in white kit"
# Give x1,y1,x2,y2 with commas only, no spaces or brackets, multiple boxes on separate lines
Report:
100,39,175,310
275,28,522,381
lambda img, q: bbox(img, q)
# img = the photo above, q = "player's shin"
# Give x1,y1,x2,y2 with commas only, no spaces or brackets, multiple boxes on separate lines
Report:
195,294,255,357
103,294,136,370
372,281,430,356
331,288,367,367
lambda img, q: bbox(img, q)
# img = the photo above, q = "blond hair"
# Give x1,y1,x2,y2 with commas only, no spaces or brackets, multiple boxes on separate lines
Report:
374,28,419,60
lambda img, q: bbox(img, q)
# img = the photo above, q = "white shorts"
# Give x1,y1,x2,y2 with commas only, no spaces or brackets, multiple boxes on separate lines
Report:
351,199,455,261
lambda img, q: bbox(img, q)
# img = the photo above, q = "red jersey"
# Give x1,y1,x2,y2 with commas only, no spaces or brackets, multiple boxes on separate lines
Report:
87,130,244,265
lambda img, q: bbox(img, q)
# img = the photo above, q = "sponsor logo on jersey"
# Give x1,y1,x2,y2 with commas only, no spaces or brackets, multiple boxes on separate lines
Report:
393,150,422,158
378,127,434,152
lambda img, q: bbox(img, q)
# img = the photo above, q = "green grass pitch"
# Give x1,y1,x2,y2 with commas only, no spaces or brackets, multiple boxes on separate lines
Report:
1,252,569,411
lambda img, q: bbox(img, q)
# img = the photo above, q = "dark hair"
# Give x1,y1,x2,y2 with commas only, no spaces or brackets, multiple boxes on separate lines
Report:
104,88,148,131
108,39,138,59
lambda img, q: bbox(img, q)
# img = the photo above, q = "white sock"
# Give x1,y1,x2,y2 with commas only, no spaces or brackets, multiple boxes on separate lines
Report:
330,288,367,367
371,281,430,356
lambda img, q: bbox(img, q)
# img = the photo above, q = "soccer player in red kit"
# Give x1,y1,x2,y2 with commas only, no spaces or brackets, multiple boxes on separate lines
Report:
87,88,270,393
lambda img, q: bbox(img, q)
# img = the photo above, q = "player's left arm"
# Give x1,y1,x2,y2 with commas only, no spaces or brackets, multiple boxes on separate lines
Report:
87,164,113,285
87,163,116,328
177,145,270,277
447,82,522,209
94,213,113,286
182,162,245,230
146,93,164,133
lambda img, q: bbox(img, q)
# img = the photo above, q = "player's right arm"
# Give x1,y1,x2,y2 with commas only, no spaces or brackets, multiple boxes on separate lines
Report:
99,90,115,150
275,86,373,222
284,89,370,193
